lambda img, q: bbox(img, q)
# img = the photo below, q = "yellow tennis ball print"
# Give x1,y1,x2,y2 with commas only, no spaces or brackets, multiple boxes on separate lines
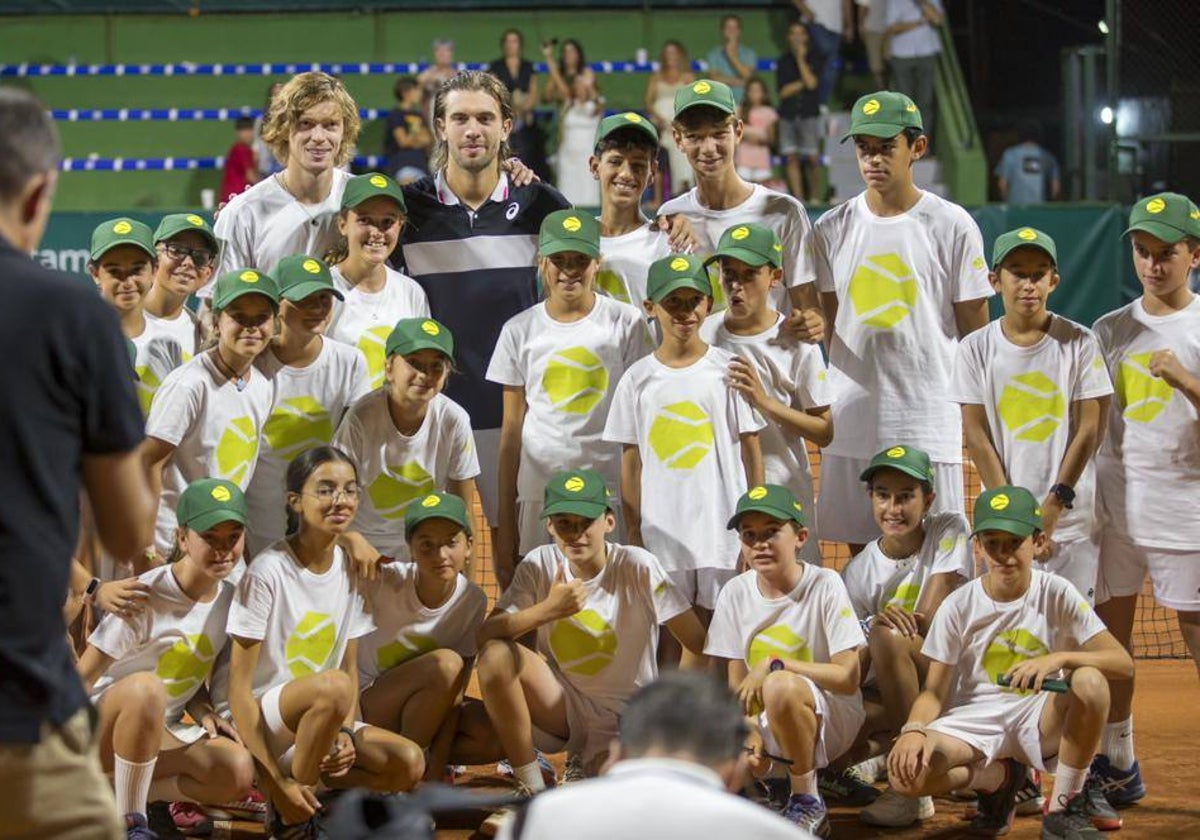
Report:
648,401,714,470
848,253,918,329
369,174,388,188
731,226,750,240
886,446,906,459
376,632,438,671
357,325,394,388
215,416,259,485
748,485,768,500
594,269,631,303
541,346,609,415
564,476,586,492
562,215,582,233
982,629,1050,691
155,633,215,698
134,365,161,416
669,257,690,272
990,493,1010,511
421,320,440,335
1145,198,1166,214
285,611,337,677
239,270,259,283
997,371,1066,443
550,609,618,676
367,461,434,520
186,214,204,226
302,259,322,274
1117,352,1174,423
884,581,921,613
862,99,880,115
113,220,133,235
693,81,711,95
211,485,232,502
748,624,812,668
263,396,334,459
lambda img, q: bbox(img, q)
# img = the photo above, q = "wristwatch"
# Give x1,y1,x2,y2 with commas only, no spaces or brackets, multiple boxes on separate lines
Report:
768,657,785,673
83,577,101,605
1049,483,1076,509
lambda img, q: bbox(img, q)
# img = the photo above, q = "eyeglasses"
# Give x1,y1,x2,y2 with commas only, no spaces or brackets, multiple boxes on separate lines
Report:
159,242,216,269
304,486,360,503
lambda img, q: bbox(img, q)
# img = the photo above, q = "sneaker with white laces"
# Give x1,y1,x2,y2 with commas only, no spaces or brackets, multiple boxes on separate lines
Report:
559,753,586,785
859,787,934,827
1041,790,1104,840
854,754,888,784
780,793,831,838
818,764,880,805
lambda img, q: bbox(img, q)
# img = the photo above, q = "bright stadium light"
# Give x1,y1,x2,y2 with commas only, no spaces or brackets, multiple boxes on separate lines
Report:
1098,20,1110,35
1100,106,1114,125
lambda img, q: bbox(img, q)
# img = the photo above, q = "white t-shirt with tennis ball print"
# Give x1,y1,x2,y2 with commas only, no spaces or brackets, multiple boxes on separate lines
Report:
332,390,480,559
486,294,652,505
244,339,371,556
597,224,671,308
841,510,973,621
327,265,431,390
657,184,817,313
130,326,186,418
949,316,1114,544
603,346,766,574
89,565,235,738
922,568,1106,711
812,190,993,462
207,168,352,298
356,561,488,689
496,542,691,715
226,540,374,700
1094,295,1200,550
700,311,833,535
144,307,200,361
146,353,275,555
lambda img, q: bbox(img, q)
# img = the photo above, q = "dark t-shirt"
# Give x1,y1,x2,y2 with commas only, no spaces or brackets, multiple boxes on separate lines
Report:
382,108,430,178
0,237,143,742
487,58,535,96
776,53,821,119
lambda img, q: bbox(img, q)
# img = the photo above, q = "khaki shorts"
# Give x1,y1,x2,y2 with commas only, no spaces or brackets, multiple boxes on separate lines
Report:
0,707,123,840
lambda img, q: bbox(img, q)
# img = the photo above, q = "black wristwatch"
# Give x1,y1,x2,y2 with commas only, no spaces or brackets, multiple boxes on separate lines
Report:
83,577,101,605
1049,483,1076,509
768,657,785,673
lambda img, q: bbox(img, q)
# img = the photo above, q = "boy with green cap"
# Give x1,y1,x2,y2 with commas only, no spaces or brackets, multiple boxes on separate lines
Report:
813,90,992,554
889,485,1131,838
705,483,866,837
603,253,764,621
244,253,370,556
487,209,651,588
142,267,280,564
700,221,833,564
88,217,185,416
1090,192,1200,805
146,212,219,359
950,227,1113,607
332,316,478,564
459,468,705,812
658,79,825,344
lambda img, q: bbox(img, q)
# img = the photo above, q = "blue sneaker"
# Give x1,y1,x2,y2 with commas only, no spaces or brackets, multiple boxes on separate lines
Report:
1088,754,1146,808
123,813,159,840
780,793,831,838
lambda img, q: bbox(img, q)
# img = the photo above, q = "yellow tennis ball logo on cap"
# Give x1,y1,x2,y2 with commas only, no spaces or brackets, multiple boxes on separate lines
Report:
1117,351,1175,423
624,112,642,123
302,259,321,274
550,610,618,676
649,401,714,470
1145,198,1166,214
239,270,259,283
113,220,132,234
998,371,1065,442
670,256,690,272
693,81,711,94
849,253,918,329
905,102,918,113
562,216,582,233
773,243,782,252
990,493,1010,511
421,494,441,508
731,226,750,241
886,446,906,458
793,501,803,511
862,99,881,115
421,320,440,336
186,214,204,226
748,486,768,500
210,485,232,502
285,612,337,678
564,476,586,493
367,462,434,519
1018,228,1038,241
542,346,608,415
369,174,388,188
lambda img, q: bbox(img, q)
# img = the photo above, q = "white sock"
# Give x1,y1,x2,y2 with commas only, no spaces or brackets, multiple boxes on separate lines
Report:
789,769,819,798
514,760,547,793
147,776,197,805
1049,763,1088,813
1101,717,1135,770
114,755,158,817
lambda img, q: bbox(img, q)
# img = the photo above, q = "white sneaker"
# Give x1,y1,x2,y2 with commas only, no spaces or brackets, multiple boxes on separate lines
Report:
853,754,888,784
859,787,934,827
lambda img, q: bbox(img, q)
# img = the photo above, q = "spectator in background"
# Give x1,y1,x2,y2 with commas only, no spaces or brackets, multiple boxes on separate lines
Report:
219,116,260,203
252,82,284,178
886,0,943,149
383,75,433,185
995,120,1062,204
735,77,778,187
489,29,549,180
777,21,823,201
857,0,889,88
705,15,757,104
544,39,604,205
792,0,854,107
542,38,594,106
418,39,457,117
644,40,695,203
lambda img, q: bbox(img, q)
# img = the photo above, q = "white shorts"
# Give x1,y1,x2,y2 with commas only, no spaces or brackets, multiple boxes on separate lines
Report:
474,428,501,526
260,683,368,777
759,678,865,770
926,692,1052,772
531,679,617,766
1039,535,1099,605
1096,530,1200,612
666,567,738,611
816,454,964,545
518,500,626,555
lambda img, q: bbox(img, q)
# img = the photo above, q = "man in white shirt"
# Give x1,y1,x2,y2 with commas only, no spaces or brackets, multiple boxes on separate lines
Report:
885,0,943,147
499,671,813,840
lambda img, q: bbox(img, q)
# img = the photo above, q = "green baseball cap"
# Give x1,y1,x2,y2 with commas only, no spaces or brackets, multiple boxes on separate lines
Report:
153,213,218,251
595,111,659,147
385,317,454,359
274,254,344,303
704,223,783,270
646,253,713,302
1123,192,1200,244
972,485,1043,537
341,172,407,212
859,444,935,486
727,484,807,529
212,268,281,311
841,91,923,142
541,468,612,520
90,217,156,262
992,227,1058,269
673,78,736,119
539,210,601,259
404,491,472,540
177,478,248,532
